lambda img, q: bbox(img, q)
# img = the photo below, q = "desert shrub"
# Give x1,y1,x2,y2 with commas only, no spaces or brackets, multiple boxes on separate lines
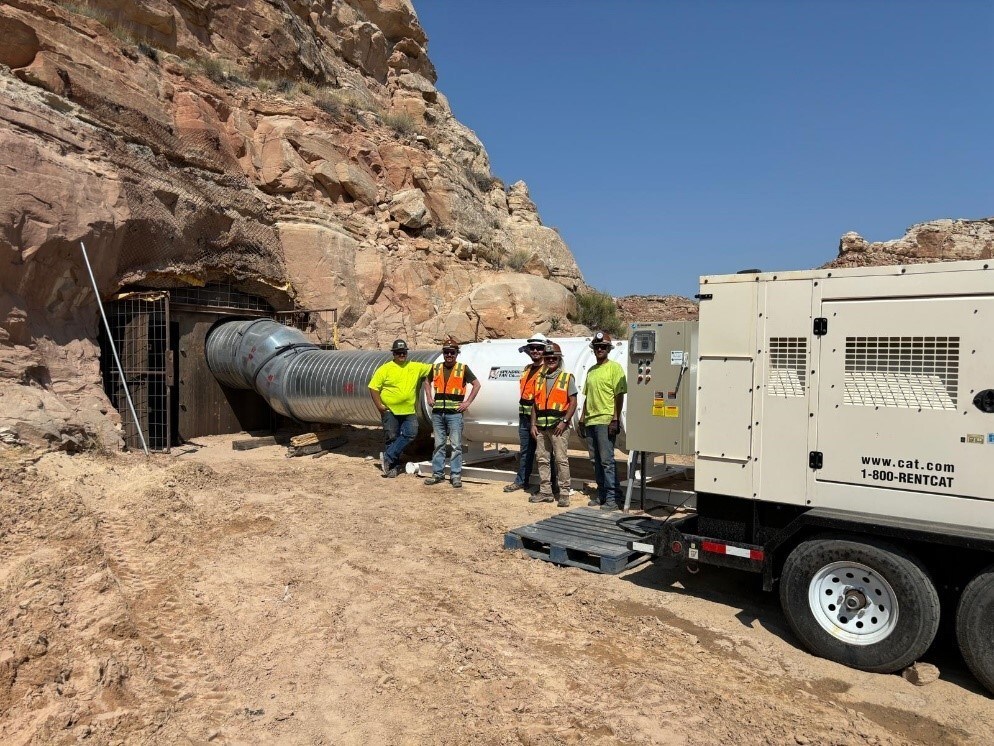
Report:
137,41,159,63
506,249,532,271
111,24,138,44
58,1,111,23
464,166,501,192
198,57,227,84
274,78,297,95
383,111,417,136
298,80,317,96
474,246,504,268
315,94,341,116
549,316,562,332
571,289,626,337
255,78,273,92
226,70,251,87
314,88,373,119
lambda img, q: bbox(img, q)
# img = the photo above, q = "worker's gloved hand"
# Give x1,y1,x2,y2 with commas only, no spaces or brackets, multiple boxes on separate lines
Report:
608,419,620,438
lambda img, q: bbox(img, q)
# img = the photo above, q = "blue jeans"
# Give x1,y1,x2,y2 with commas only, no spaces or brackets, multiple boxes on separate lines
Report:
431,411,464,477
383,411,419,469
514,414,537,486
585,423,619,503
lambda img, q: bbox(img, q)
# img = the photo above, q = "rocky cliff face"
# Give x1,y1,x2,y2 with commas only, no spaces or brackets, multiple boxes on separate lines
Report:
615,218,993,325
826,218,994,268
0,0,585,447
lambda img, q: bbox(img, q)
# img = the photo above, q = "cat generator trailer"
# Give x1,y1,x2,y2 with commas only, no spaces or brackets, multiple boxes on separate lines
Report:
626,259,994,693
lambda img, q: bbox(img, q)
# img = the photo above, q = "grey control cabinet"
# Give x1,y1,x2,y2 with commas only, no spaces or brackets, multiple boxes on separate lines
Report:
625,321,698,455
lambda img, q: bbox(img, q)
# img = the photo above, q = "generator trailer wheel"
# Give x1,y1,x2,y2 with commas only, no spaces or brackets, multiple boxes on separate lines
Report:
779,537,939,673
956,565,994,695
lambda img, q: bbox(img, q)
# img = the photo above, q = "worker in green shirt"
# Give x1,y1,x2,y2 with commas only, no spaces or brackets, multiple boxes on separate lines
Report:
579,331,628,511
368,339,433,478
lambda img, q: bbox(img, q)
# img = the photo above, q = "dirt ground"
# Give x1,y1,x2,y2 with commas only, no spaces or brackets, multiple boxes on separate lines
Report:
2,428,993,745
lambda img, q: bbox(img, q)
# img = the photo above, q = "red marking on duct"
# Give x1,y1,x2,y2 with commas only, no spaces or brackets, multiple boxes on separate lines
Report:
344,382,355,394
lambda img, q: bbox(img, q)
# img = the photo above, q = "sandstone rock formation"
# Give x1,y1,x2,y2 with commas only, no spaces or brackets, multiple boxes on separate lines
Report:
616,295,699,324
0,0,584,447
825,218,994,268
614,218,994,330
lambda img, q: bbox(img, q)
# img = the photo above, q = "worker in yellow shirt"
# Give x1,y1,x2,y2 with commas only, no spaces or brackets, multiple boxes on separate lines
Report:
578,331,627,510
368,339,433,478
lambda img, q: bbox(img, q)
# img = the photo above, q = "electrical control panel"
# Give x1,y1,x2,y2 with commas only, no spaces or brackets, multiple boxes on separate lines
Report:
625,321,697,455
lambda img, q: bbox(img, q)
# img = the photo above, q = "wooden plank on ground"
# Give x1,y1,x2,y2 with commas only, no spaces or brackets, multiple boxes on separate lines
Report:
232,435,278,451
290,427,344,448
287,434,348,458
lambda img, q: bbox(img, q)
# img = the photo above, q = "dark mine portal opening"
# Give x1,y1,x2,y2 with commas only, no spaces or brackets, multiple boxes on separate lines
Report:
98,285,278,451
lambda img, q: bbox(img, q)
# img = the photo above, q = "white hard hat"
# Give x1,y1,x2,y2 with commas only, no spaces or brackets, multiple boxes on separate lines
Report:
519,332,549,353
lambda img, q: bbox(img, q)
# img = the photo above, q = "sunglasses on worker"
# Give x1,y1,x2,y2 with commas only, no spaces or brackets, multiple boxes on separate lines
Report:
442,351,457,356
393,350,408,356
543,354,560,361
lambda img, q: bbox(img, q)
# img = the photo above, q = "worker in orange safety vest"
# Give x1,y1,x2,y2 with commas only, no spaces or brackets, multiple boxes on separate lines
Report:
422,338,481,488
529,342,577,507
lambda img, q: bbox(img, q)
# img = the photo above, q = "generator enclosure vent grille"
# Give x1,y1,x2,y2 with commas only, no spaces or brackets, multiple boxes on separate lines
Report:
843,336,959,410
767,337,807,397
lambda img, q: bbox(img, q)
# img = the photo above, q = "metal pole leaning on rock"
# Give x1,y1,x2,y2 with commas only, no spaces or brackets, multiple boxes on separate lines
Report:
79,241,150,456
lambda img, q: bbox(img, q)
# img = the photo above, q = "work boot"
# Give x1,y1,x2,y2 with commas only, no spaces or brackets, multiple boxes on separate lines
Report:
450,476,462,488
587,498,601,507
503,482,524,493
423,475,444,486
557,495,571,508
600,501,621,512
383,467,400,479
529,493,555,504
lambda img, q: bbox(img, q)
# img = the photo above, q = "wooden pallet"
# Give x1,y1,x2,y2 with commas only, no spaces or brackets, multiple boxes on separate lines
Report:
504,507,662,575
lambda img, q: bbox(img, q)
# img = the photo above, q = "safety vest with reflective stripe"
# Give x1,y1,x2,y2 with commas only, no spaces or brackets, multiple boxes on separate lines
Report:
533,370,573,429
432,362,466,412
518,364,544,416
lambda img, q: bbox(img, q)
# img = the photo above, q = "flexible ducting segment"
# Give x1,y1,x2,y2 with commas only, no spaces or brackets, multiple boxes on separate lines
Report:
205,318,437,426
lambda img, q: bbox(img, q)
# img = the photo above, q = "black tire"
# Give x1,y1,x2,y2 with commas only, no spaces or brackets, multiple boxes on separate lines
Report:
779,536,939,673
956,565,994,695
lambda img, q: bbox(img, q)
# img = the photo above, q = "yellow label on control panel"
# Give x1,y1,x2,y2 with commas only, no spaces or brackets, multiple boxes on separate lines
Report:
664,406,680,418
652,399,667,417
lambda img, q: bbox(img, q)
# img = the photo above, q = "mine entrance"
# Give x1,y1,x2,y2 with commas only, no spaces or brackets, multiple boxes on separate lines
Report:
168,285,274,442
99,284,275,449
100,284,337,449
98,291,172,452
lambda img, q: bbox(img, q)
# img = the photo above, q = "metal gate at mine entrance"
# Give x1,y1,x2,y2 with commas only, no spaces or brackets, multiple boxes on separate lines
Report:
98,291,171,452
99,285,338,451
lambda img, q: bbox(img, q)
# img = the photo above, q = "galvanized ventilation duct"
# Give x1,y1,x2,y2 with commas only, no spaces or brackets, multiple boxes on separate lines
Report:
205,318,437,426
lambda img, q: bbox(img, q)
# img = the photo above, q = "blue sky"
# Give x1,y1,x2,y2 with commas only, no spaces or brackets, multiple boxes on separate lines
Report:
415,0,994,297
